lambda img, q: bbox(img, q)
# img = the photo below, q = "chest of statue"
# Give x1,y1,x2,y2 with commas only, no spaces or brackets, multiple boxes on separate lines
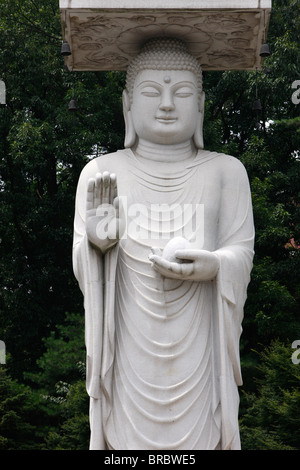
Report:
108,151,221,252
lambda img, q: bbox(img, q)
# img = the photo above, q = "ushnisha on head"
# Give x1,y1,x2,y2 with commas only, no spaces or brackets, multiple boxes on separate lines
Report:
123,37,205,149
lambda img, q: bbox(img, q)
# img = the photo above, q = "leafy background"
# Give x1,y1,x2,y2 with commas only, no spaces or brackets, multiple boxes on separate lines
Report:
0,0,299,450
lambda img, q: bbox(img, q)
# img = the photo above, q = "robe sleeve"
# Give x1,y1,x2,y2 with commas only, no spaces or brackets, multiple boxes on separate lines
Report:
215,155,255,383
72,159,104,399
72,157,120,450
214,156,255,449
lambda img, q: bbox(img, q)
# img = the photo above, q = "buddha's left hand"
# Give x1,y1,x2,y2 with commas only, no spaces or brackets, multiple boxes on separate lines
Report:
149,248,220,281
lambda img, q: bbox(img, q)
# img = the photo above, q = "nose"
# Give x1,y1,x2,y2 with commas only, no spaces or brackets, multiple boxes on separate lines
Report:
159,89,175,112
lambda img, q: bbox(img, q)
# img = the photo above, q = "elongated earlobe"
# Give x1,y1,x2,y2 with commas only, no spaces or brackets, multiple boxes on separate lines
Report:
122,90,136,148
193,91,205,149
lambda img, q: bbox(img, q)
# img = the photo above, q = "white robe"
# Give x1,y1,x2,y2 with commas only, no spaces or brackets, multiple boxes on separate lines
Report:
73,149,254,450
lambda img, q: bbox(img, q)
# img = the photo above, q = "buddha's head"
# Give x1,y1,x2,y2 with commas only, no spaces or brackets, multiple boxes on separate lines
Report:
123,37,205,149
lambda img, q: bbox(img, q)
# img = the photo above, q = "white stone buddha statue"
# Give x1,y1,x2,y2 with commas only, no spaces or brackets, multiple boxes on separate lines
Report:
73,38,254,450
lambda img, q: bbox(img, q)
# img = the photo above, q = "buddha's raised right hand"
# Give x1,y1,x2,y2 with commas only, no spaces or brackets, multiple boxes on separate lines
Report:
85,171,124,254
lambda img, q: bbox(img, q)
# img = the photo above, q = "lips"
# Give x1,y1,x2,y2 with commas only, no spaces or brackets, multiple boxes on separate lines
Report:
156,116,178,123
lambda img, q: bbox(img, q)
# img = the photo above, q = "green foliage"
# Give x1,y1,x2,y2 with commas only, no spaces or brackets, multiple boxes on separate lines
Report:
0,367,43,450
44,380,90,450
25,312,85,393
25,312,88,449
0,312,88,450
240,341,300,450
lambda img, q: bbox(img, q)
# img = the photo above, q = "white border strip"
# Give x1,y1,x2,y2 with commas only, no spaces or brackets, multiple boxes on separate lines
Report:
59,1,272,11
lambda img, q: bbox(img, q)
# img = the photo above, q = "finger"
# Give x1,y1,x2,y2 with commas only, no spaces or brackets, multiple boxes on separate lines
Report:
175,249,206,261
113,196,120,218
109,173,117,205
102,171,110,204
148,256,184,279
149,255,178,273
86,178,95,211
116,197,127,238
151,247,162,256
95,173,102,207
180,262,195,276
114,196,126,220
162,260,194,277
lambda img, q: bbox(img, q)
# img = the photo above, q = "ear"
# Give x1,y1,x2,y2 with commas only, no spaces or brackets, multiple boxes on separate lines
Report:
122,89,136,148
193,91,205,149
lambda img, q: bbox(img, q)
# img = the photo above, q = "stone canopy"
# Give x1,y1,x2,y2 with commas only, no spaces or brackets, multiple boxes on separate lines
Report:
59,0,272,72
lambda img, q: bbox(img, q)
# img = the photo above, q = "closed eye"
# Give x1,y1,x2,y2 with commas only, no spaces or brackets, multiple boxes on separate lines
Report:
175,87,194,98
141,87,161,97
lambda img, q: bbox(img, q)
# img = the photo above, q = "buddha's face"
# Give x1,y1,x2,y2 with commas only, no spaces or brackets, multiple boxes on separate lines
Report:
131,69,200,146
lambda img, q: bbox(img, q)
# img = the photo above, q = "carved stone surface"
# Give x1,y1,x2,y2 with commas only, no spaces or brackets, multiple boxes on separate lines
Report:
59,1,272,71
72,38,255,450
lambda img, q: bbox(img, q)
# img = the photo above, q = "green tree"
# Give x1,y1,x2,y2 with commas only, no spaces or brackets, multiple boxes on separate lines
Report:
0,0,125,379
25,312,86,394
0,366,44,450
24,312,89,450
240,341,300,450
44,380,90,450
0,312,88,449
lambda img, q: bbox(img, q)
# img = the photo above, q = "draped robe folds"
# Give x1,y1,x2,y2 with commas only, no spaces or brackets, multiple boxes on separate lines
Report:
72,149,255,450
